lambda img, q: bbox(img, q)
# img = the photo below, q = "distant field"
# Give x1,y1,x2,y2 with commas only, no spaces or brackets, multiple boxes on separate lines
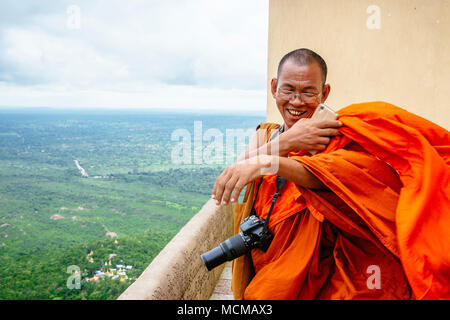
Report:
0,109,264,299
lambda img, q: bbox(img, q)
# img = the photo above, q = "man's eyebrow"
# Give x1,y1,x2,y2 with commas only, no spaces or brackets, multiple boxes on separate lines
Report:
302,85,319,91
279,83,319,91
279,83,295,89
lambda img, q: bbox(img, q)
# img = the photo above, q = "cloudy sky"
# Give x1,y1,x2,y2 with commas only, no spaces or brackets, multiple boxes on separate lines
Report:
0,0,269,112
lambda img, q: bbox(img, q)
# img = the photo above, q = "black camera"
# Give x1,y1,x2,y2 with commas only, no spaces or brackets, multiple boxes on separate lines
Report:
201,215,273,271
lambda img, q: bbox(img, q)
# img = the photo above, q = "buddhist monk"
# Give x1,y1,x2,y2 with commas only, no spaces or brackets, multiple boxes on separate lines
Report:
211,48,450,300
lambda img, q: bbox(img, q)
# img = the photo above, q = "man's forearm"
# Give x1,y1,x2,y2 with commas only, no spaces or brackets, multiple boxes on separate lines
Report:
212,154,329,205
239,135,292,161
273,156,328,190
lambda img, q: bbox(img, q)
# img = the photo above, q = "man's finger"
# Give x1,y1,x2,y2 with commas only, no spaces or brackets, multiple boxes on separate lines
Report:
313,143,327,151
212,168,231,204
212,179,226,205
230,182,245,203
317,120,343,128
316,136,330,145
221,175,239,205
213,166,230,192
319,128,341,137
212,176,220,199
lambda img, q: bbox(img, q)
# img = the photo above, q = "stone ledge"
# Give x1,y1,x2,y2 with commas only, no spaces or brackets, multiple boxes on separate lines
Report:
118,199,233,300
209,262,234,300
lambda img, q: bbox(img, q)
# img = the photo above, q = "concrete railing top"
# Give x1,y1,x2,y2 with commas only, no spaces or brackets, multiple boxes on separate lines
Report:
118,199,234,300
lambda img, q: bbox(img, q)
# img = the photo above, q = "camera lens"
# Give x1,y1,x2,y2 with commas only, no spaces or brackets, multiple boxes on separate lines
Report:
201,233,248,271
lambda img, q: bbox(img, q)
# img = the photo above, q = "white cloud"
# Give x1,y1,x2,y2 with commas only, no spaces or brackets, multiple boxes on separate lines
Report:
0,0,269,111
2,28,130,86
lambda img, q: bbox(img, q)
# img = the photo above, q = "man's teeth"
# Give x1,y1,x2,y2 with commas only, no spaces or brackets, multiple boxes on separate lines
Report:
288,109,305,116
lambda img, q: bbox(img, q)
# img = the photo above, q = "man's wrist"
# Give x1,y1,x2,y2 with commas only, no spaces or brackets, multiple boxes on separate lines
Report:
257,154,279,175
278,131,296,155
259,154,272,167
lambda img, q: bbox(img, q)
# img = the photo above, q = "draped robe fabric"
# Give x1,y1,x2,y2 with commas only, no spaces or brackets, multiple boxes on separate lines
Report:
238,102,450,300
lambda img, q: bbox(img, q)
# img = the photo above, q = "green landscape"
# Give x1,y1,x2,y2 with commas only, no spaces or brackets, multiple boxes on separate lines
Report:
0,109,264,299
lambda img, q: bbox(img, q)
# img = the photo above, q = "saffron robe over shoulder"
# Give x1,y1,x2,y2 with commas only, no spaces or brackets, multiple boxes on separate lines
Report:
243,101,450,300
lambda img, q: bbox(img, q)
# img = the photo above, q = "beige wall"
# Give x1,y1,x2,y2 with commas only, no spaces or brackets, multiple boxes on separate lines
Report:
267,0,450,129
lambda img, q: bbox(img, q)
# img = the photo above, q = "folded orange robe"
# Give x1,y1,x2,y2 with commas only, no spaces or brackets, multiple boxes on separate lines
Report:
244,101,450,300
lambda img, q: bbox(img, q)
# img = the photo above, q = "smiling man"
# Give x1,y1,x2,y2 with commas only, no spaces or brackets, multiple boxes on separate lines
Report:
211,48,449,300
213,49,342,205
273,49,330,128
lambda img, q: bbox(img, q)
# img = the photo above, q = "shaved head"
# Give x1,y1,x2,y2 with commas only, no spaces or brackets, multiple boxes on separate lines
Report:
277,48,328,85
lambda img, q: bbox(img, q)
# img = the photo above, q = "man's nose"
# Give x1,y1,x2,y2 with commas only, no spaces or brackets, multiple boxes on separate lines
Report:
290,94,306,106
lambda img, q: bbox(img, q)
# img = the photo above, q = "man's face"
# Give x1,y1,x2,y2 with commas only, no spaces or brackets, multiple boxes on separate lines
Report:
271,60,330,129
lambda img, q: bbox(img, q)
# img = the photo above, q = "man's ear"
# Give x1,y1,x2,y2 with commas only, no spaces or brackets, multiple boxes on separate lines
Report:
270,78,278,98
321,84,331,103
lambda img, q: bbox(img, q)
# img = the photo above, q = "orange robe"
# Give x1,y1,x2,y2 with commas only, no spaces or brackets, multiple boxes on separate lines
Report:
243,102,450,300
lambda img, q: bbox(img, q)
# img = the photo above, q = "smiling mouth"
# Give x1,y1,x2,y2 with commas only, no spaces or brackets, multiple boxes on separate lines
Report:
287,109,307,117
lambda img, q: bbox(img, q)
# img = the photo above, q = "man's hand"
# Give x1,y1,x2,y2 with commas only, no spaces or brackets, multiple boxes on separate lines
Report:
212,120,341,206
212,155,274,206
212,154,329,206
284,118,342,152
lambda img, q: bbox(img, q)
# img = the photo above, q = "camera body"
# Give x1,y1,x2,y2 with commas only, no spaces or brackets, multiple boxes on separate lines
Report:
200,215,273,271
239,215,273,252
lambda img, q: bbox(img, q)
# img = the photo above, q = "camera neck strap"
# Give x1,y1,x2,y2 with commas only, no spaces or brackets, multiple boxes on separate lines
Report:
250,175,287,232
263,176,286,230
250,177,263,216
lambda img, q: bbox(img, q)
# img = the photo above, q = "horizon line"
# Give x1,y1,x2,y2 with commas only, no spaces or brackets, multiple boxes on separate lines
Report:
0,106,267,116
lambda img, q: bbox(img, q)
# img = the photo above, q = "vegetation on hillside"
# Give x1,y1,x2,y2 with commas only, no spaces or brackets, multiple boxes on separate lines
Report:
0,110,263,299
